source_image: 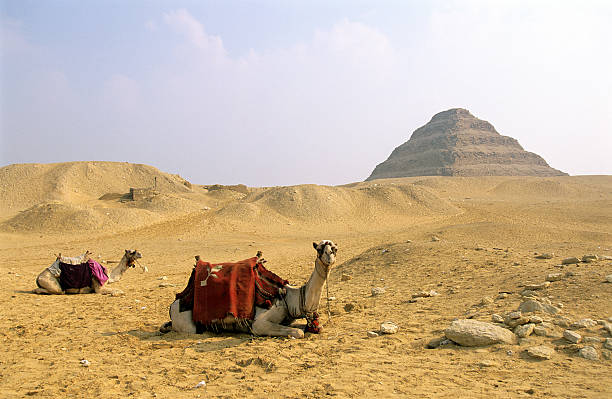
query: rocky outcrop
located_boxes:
[367,108,567,180]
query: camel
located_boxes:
[162,240,338,338]
[33,249,143,295]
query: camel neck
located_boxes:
[107,254,129,283]
[302,258,329,313]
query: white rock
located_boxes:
[80,359,90,367]
[563,330,582,343]
[444,319,518,346]
[526,345,554,360]
[195,381,207,388]
[578,346,599,361]
[380,321,399,334]
[524,281,551,290]
[367,331,379,338]
[371,287,386,296]
[546,273,563,282]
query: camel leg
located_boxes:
[92,279,122,295]
[34,269,64,295]
[252,305,304,338]
[168,299,197,333]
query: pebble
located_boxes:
[159,282,176,288]
[524,281,550,290]
[491,314,504,323]
[529,316,543,324]
[546,273,563,282]
[515,323,535,338]
[412,290,439,298]
[380,321,399,334]
[535,253,554,259]
[563,330,582,343]
[605,275,612,283]
[371,287,386,296]
[431,236,440,242]
[533,326,547,336]
[497,292,509,299]
[578,346,599,361]
[158,276,168,280]
[526,345,554,360]
[195,381,207,388]
[80,359,90,367]
[562,257,580,265]
[340,273,352,281]
[571,319,598,329]
[367,331,379,338]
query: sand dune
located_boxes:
[1,162,611,398]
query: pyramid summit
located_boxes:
[366,108,567,180]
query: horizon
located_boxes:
[2,1,611,186]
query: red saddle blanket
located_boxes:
[176,257,288,325]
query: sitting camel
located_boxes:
[162,240,338,338]
[33,249,143,295]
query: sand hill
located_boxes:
[367,108,567,180]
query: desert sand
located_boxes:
[0,162,611,398]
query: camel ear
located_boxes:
[313,242,318,250]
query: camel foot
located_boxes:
[289,328,305,339]
[159,321,172,334]
[33,287,64,295]
[109,289,125,297]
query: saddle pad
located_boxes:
[59,260,108,290]
[189,257,288,325]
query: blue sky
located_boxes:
[1,0,611,186]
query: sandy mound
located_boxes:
[0,162,193,216]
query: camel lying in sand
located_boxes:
[33,250,143,295]
[162,240,338,338]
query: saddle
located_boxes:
[176,257,288,328]
[58,259,108,290]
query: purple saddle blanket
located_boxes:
[59,260,109,290]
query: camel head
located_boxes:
[125,249,143,268]
[313,240,338,267]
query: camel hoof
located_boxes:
[159,321,172,334]
[290,329,305,339]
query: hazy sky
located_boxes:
[1,0,611,186]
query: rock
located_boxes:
[344,303,357,312]
[603,351,612,360]
[367,331,379,338]
[445,319,518,346]
[535,253,554,259]
[507,311,522,319]
[479,296,494,306]
[412,290,439,298]
[571,319,598,330]
[605,275,612,283]
[604,338,612,350]
[563,330,582,343]
[426,336,447,348]
[519,299,561,315]
[546,273,563,282]
[533,326,547,336]
[158,276,168,280]
[80,359,90,367]
[340,273,352,282]
[553,317,571,328]
[431,236,440,242]
[515,323,535,338]
[491,314,504,323]
[195,381,207,388]
[583,337,602,344]
[380,321,399,334]
[600,255,612,261]
[562,257,580,265]
[578,346,599,361]
[506,316,529,328]
[581,254,598,262]
[526,345,554,360]
[521,290,539,298]
[529,316,543,324]
[524,281,550,290]
[497,292,509,299]
[158,282,175,288]
[371,287,386,296]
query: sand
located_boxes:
[0,162,611,398]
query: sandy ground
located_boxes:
[1,165,611,398]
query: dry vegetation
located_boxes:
[0,162,611,398]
